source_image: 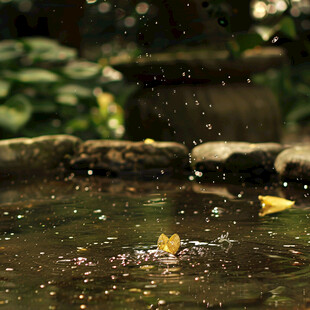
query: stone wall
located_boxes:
[0,135,308,184]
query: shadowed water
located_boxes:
[0,177,309,309]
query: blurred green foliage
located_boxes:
[253,64,310,125]
[0,37,132,139]
[0,0,308,139]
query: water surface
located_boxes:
[0,177,309,309]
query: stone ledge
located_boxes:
[69,139,189,175]
[0,135,81,177]
[191,142,285,181]
[1,135,310,184]
[275,146,310,182]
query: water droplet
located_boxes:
[247,78,251,83]
[272,36,279,43]
[194,171,203,177]
[218,17,228,27]
[206,124,212,130]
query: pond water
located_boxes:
[0,177,309,309]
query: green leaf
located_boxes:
[0,80,11,98]
[56,84,93,99]
[66,118,90,131]
[22,37,58,52]
[29,47,77,64]
[0,95,32,132]
[286,103,310,123]
[279,16,297,39]
[23,37,77,63]
[228,33,263,57]
[0,40,24,63]
[254,16,297,42]
[63,61,101,80]
[254,25,277,41]
[56,94,78,106]
[31,99,57,113]
[10,68,60,84]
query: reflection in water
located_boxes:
[0,177,309,309]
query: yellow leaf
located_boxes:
[76,247,87,252]
[157,233,169,251]
[144,138,155,144]
[157,233,180,255]
[258,195,295,217]
[96,92,114,118]
[140,265,154,270]
[129,288,142,293]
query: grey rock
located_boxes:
[275,145,310,182]
[192,141,284,177]
[0,135,81,177]
[70,140,188,175]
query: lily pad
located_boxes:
[0,40,24,63]
[63,61,101,80]
[0,95,32,132]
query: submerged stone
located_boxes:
[0,135,81,178]
[275,145,310,182]
[70,140,188,176]
[191,142,284,181]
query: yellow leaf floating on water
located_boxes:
[129,288,142,293]
[140,265,154,270]
[157,233,180,255]
[258,195,295,216]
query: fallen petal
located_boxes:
[258,195,295,216]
